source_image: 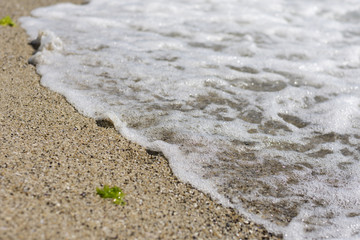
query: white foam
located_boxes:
[20,0,360,238]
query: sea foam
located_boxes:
[20,0,360,238]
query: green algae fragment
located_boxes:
[96,185,126,205]
[0,16,16,27]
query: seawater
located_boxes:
[20,0,360,238]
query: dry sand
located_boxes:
[0,1,281,239]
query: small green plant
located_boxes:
[96,185,126,205]
[0,16,16,27]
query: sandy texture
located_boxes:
[0,1,281,239]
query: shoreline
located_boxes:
[0,1,281,239]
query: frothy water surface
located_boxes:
[20,0,360,238]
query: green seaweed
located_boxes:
[0,16,16,27]
[96,185,126,205]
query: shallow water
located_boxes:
[20,0,360,238]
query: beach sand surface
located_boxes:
[0,1,281,239]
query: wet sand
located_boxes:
[0,1,281,239]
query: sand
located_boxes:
[0,1,281,239]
